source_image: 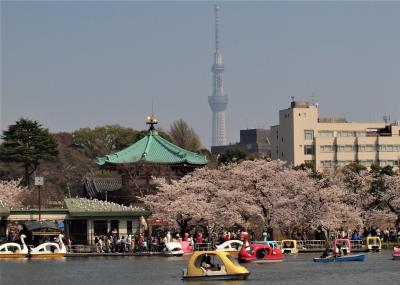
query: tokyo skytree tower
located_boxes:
[208,5,228,146]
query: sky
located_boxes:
[1,1,400,148]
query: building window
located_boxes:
[359,160,374,167]
[380,160,395,167]
[337,145,355,152]
[320,145,335,153]
[358,144,376,152]
[304,145,314,155]
[337,160,354,167]
[304,130,314,140]
[319,131,334,138]
[321,160,335,168]
[127,221,133,235]
[337,131,355,137]
[93,220,107,236]
[379,145,400,152]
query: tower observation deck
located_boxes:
[208,5,228,146]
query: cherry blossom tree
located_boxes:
[0,179,28,208]
[381,175,400,227]
[141,167,262,238]
[142,159,365,238]
[363,209,397,228]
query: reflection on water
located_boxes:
[188,281,246,285]
[0,251,398,285]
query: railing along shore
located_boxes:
[62,240,399,256]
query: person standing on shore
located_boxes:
[197,233,203,249]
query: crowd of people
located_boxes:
[331,227,400,242]
[87,226,400,254]
[6,224,398,254]
[91,230,208,253]
[93,230,148,253]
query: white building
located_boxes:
[271,101,400,172]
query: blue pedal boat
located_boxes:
[314,254,366,263]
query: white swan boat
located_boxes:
[30,234,66,258]
[216,240,243,254]
[0,234,28,258]
[163,242,184,256]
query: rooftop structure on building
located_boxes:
[271,100,400,172]
[211,128,272,157]
[208,5,228,146]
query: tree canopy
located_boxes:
[0,118,58,187]
[218,149,247,165]
[169,119,202,152]
[73,125,173,158]
[141,160,368,239]
[72,125,137,158]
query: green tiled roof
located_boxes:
[97,130,207,166]
[64,198,149,217]
[0,200,10,217]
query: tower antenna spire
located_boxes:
[208,5,228,146]
[215,5,220,51]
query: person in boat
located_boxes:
[336,244,344,257]
[67,237,72,252]
[320,248,334,258]
[321,239,334,258]
[262,230,269,242]
[256,248,268,258]
[187,234,194,246]
[201,255,216,270]
[284,241,293,249]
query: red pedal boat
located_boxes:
[393,247,400,260]
[239,243,284,263]
[238,232,283,263]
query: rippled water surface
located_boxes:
[0,251,398,285]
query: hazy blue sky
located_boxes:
[2,1,400,148]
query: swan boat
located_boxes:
[238,243,284,263]
[29,234,66,258]
[0,234,28,258]
[163,242,184,256]
[216,240,243,255]
[179,241,194,254]
[239,232,283,263]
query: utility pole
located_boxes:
[35,176,44,221]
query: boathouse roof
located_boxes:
[0,197,149,218]
[64,198,148,217]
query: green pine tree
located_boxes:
[0,118,58,187]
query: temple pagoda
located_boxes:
[86,116,207,204]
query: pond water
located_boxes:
[0,251,398,285]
